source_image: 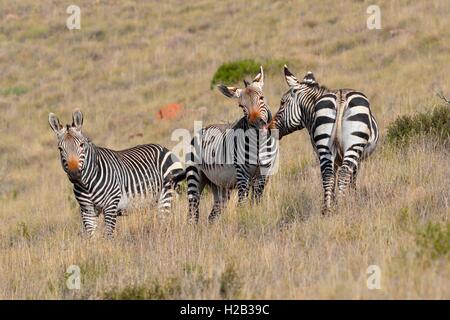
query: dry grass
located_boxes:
[0,0,449,299]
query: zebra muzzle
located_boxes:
[68,169,81,182]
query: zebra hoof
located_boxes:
[81,230,96,239]
[104,232,115,240]
[188,216,199,224]
[207,215,219,224]
[321,207,334,216]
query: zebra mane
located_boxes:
[71,128,94,146]
[84,135,93,144]
[301,80,329,93]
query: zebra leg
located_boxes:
[337,159,358,196]
[319,158,336,215]
[337,142,365,196]
[236,165,250,205]
[208,186,230,223]
[350,165,359,190]
[103,202,119,238]
[251,174,268,203]
[186,166,206,223]
[74,188,98,237]
[80,203,98,237]
[157,177,175,217]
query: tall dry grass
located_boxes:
[0,0,449,299]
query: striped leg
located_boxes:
[157,178,175,217]
[236,165,250,205]
[337,150,361,196]
[208,186,230,223]
[350,159,359,191]
[186,166,206,223]
[339,92,372,195]
[80,203,98,237]
[103,201,119,238]
[74,186,99,237]
[350,164,359,190]
[251,174,267,203]
[319,157,336,215]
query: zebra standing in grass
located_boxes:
[184,67,278,223]
[272,65,379,214]
[49,110,184,237]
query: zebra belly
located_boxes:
[117,191,130,210]
[202,165,237,188]
[117,184,157,211]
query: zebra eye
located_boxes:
[58,147,63,152]
[80,143,85,148]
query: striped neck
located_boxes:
[76,142,99,188]
[275,83,328,138]
[299,84,328,133]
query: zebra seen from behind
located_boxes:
[272,65,379,214]
[184,67,278,223]
[49,109,184,237]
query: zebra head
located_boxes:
[217,66,272,131]
[48,109,89,183]
[273,65,325,138]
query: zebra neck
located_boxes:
[79,143,100,188]
[300,85,329,133]
[233,117,250,130]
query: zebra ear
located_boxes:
[72,109,83,130]
[48,113,63,134]
[252,66,264,88]
[302,71,317,84]
[284,65,300,87]
[217,85,241,99]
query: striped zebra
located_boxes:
[184,67,278,223]
[48,110,184,237]
[272,65,379,214]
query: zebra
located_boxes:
[48,109,184,237]
[272,65,379,214]
[183,67,278,223]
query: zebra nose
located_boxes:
[68,169,81,182]
[257,118,266,129]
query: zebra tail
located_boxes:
[330,101,345,161]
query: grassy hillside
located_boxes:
[0,0,449,299]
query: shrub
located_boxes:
[219,262,242,299]
[103,277,180,300]
[211,59,259,89]
[386,105,450,146]
[416,222,450,259]
[16,221,31,241]
[211,58,289,88]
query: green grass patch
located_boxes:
[386,105,450,146]
[416,222,450,259]
[1,86,28,97]
[211,58,289,88]
[20,25,49,40]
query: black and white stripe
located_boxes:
[49,110,184,237]
[184,67,278,223]
[274,66,379,214]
